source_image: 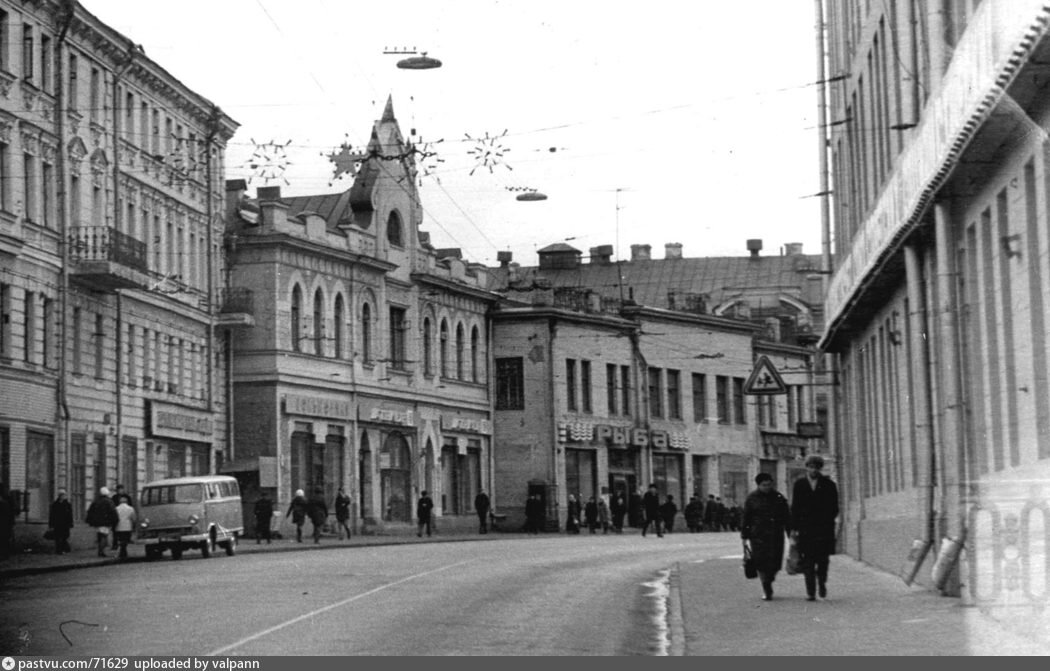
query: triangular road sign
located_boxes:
[744,355,787,395]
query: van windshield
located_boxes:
[141,484,203,505]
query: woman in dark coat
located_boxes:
[740,473,791,601]
[566,495,581,534]
[49,490,74,554]
[306,487,328,544]
[286,489,308,543]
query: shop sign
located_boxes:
[559,422,677,449]
[367,407,415,427]
[760,431,812,460]
[285,394,353,420]
[149,401,214,441]
[441,416,492,434]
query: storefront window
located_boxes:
[380,432,411,522]
[565,448,596,503]
[652,452,682,503]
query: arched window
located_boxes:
[423,317,433,376]
[333,294,345,359]
[455,323,465,379]
[471,325,480,383]
[439,319,449,378]
[313,288,324,356]
[386,210,403,247]
[361,303,372,363]
[291,285,302,352]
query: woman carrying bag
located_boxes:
[740,473,791,601]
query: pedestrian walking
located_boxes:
[307,487,328,544]
[703,494,717,532]
[110,484,132,550]
[641,484,663,538]
[684,495,704,533]
[416,491,435,537]
[597,496,611,534]
[254,491,274,544]
[610,493,626,534]
[48,490,74,554]
[286,489,308,543]
[628,490,643,528]
[474,490,491,534]
[85,487,118,557]
[716,497,728,531]
[335,487,352,540]
[660,495,678,533]
[115,495,136,560]
[566,494,581,534]
[741,472,791,601]
[791,455,840,601]
[584,496,599,533]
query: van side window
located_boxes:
[207,483,220,499]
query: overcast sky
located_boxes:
[87,0,824,266]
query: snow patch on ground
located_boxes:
[641,568,671,656]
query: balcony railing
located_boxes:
[218,288,254,315]
[69,226,148,272]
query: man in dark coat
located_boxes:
[641,484,663,538]
[85,487,118,557]
[474,490,491,534]
[286,489,308,543]
[684,495,704,532]
[254,491,274,544]
[703,494,717,532]
[610,493,627,534]
[584,496,599,534]
[49,489,75,554]
[660,495,678,533]
[791,455,840,601]
[416,490,435,537]
[742,473,791,601]
[306,487,328,544]
[335,487,352,540]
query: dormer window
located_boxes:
[386,210,403,247]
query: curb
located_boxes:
[666,562,686,656]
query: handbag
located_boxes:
[742,541,758,580]
[785,539,801,575]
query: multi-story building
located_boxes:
[222,98,500,535]
[822,0,1050,626]
[0,1,237,523]
[490,242,824,529]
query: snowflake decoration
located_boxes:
[160,134,206,187]
[244,139,292,185]
[411,137,445,184]
[325,139,369,186]
[465,130,512,176]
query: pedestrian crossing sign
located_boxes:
[743,355,787,395]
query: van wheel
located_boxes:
[200,540,211,559]
[224,537,237,557]
[171,547,183,560]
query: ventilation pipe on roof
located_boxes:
[630,244,651,261]
[747,239,763,259]
[665,242,683,259]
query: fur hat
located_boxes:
[100,487,111,497]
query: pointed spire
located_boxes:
[381,95,396,122]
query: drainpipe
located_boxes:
[205,106,221,467]
[628,325,651,487]
[486,313,496,511]
[905,244,937,548]
[547,317,560,528]
[54,0,75,496]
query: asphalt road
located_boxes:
[0,532,740,656]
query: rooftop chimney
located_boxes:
[665,242,683,260]
[784,242,803,256]
[257,186,282,202]
[497,250,513,268]
[257,186,287,230]
[746,238,763,259]
[630,244,652,261]
[589,245,614,264]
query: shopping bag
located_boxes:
[742,542,758,579]
[785,539,801,575]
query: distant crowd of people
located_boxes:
[556,485,742,537]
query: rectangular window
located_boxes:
[692,373,707,422]
[125,91,134,141]
[89,67,100,121]
[72,307,82,374]
[67,54,77,109]
[581,360,592,413]
[69,173,80,223]
[154,331,162,387]
[389,306,406,369]
[666,369,681,419]
[93,313,104,379]
[566,358,577,411]
[92,184,102,226]
[42,160,53,227]
[23,152,35,221]
[787,386,797,429]
[606,363,617,414]
[0,140,9,211]
[126,322,135,386]
[22,24,32,82]
[152,109,160,155]
[23,290,34,363]
[716,375,729,423]
[41,296,51,368]
[733,377,746,425]
[648,367,663,418]
[140,102,149,150]
[40,34,50,93]
[141,326,151,385]
[0,282,10,357]
[620,365,631,416]
[0,11,8,72]
[495,357,524,410]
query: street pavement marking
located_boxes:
[206,559,474,655]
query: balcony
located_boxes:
[68,226,149,291]
[215,287,255,328]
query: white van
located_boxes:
[137,475,243,560]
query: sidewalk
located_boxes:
[0,522,506,581]
[670,552,1050,656]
